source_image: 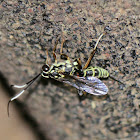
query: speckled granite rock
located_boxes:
[0,0,139,140]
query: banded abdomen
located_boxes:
[83,66,109,78]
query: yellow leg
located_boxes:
[52,38,59,62]
[77,58,82,69]
[83,32,106,69]
[45,37,58,65]
[45,49,52,66]
[60,38,65,54]
[60,35,71,60]
[52,29,70,61]
[78,90,87,96]
[83,91,87,96]
[53,38,59,53]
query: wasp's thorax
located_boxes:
[41,59,80,79]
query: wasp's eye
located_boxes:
[42,64,49,72]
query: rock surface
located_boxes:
[0,0,139,140]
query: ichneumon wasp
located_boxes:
[7,32,124,116]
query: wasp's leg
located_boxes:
[52,51,57,62]
[45,49,52,66]
[60,53,70,60]
[60,26,66,54]
[53,38,59,53]
[78,90,87,96]
[52,31,65,55]
[78,90,83,96]
[73,58,82,70]
[77,58,82,69]
[60,37,71,60]
[52,36,69,61]
[83,32,106,69]
[52,38,60,62]
[83,91,87,96]
[60,37,65,54]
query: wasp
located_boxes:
[7,32,123,116]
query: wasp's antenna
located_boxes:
[83,32,106,69]
[7,73,41,117]
[94,32,106,51]
[109,76,125,85]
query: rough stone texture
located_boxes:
[0,0,139,140]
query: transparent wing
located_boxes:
[57,75,108,96]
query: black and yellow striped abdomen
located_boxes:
[83,66,109,78]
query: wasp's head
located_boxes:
[41,64,50,78]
